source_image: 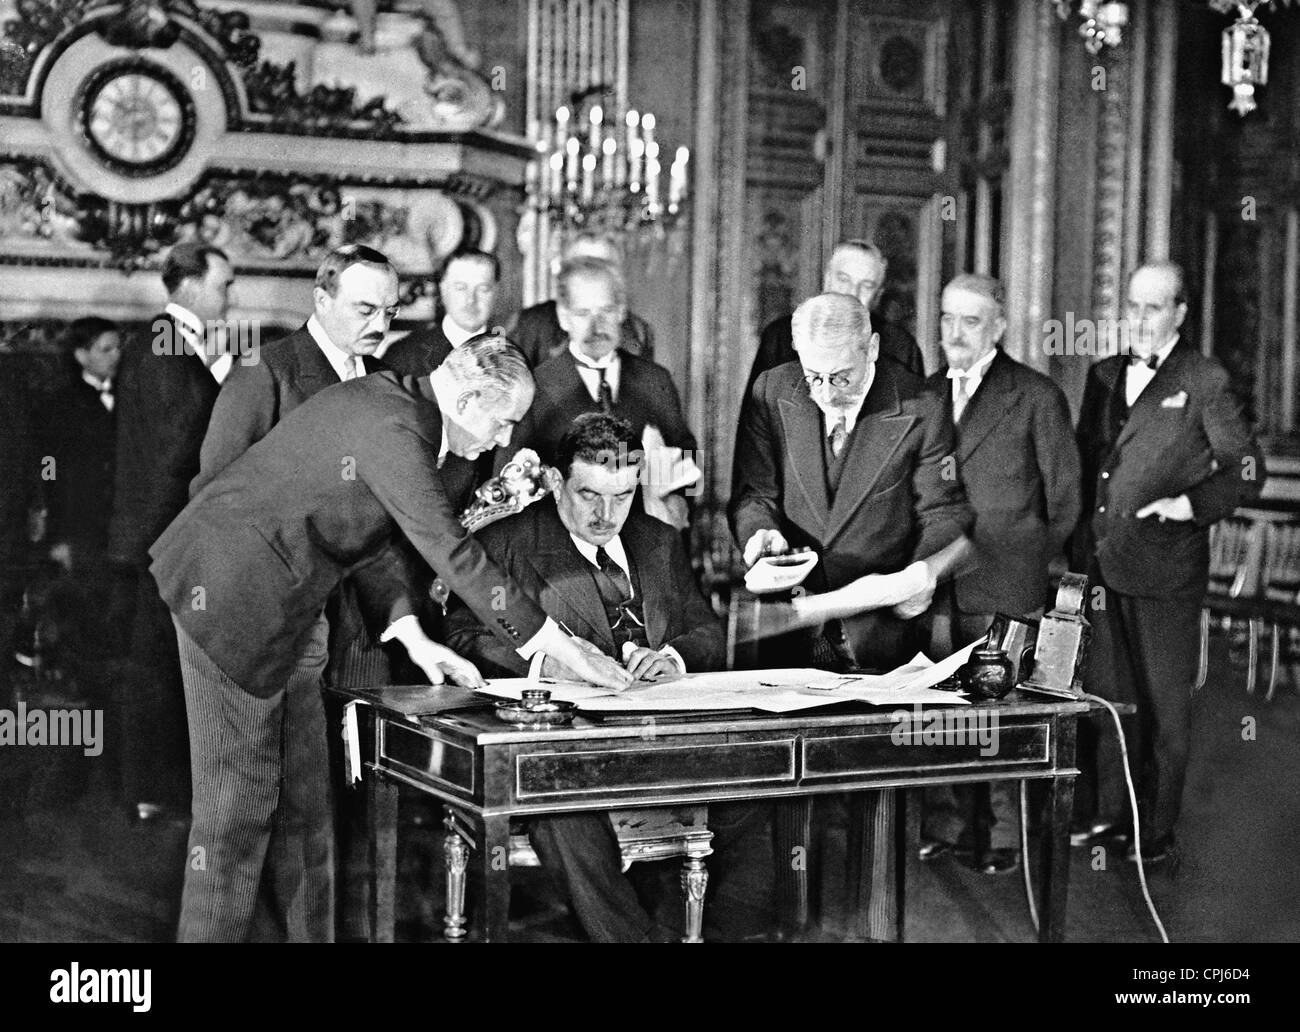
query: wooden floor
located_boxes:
[2,639,1297,943]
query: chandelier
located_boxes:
[526,87,689,237]
[1052,1,1129,54]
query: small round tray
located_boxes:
[493,696,577,728]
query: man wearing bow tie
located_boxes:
[109,242,235,824]
[1074,261,1264,865]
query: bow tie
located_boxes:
[1129,354,1159,371]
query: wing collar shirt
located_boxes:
[165,301,232,385]
[1125,333,1180,407]
[442,314,483,349]
[568,341,621,404]
[946,346,998,410]
[307,315,373,381]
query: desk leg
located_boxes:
[773,798,814,937]
[475,815,512,943]
[443,821,469,942]
[681,857,709,943]
[366,772,398,943]
[1038,774,1075,943]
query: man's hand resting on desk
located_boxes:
[406,641,486,689]
[383,615,486,688]
[623,646,682,683]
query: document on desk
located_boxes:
[476,641,978,713]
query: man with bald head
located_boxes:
[742,240,925,404]
[731,291,972,940]
[919,273,1081,875]
[1074,261,1264,865]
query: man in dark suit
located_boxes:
[511,230,655,367]
[381,246,499,379]
[742,240,925,407]
[447,413,755,941]
[731,292,973,941]
[195,244,402,692]
[41,317,120,572]
[150,335,631,942]
[1074,261,1264,865]
[108,242,234,823]
[920,274,1081,875]
[511,256,693,459]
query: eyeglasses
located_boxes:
[802,371,854,390]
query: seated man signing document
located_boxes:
[447,413,761,941]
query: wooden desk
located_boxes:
[334,688,1090,943]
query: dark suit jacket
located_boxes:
[149,372,550,696]
[445,498,723,677]
[40,377,116,555]
[1076,340,1265,599]
[509,349,696,466]
[193,325,390,495]
[191,325,400,666]
[0,364,37,566]
[730,359,973,668]
[380,322,454,379]
[513,300,655,367]
[742,313,925,405]
[108,314,220,567]
[926,350,1081,616]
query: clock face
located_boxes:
[78,61,195,177]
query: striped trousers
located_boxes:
[174,615,335,942]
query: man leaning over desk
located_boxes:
[446,413,763,941]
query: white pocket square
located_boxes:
[1161,391,1188,409]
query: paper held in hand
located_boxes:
[476,640,981,714]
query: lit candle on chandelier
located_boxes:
[555,105,570,157]
[625,110,640,188]
[565,135,580,192]
[645,140,661,210]
[548,150,564,201]
[602,136,617,188]
[669,146,689,209]
[582,153,597,203]
[588,104,603,159]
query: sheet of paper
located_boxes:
[475,649,976,714]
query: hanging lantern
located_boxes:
[1221,9,1270,116]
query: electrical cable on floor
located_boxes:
[1016,695,1169,943]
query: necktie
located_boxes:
[595,367,614,413]
[343,356,359,381]
[1129,354,1159,371]
[99,383,114,412]
[594,546,646,648]
[952,375,971,423]
[829,415,848,458]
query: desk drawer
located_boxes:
[803,721,1051,780]
[515,739,797,800]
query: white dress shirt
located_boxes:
[307,315,371,382]
[526,531,686,677]
[947,347,998,421]
[83,371,113,411]
[569,342,621,403]
[165,301,232,384]
[1125,333,1180,407]
[443,314,483,349]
